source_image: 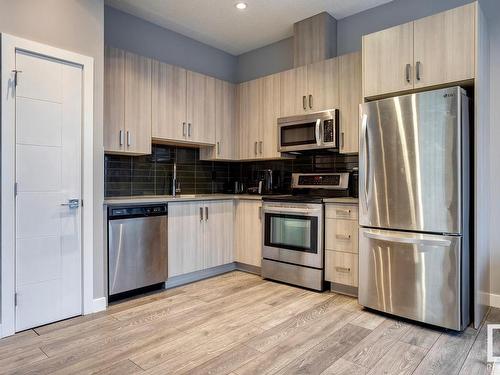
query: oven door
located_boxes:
[263,203,323,269]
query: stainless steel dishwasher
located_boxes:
[108,204,168,298]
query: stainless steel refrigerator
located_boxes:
[359,87,470,331]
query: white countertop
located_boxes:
[104,194,263,206]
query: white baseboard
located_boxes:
[92,297,107,313]
[489,293,500,308]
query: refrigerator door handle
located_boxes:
[363,230,452,247]
[361,114,369,211]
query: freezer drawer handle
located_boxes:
[363,230,451,247]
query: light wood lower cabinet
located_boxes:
[168,200,234,277]
[324,203,359,289]
[234,200,262,267]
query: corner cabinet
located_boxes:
[238,73,281,160]
[168,200,234,277]
[339,52,361,154]
[200,79,237,160]
[234,200,262,267]
[104,46,152,155]
[363,2,476,98]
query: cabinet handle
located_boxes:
[205,206,208,221]
[126,131,131,147]
[335,234,351,240]
[217,141,220,155]
[182,122,187,137]
[309,94,313,109]
[188,123,192,137]
[119,130,124,146]
[302,95,307,110]
[254,141,258,155]
[335,266,351,273]
[200,206,204,221]
[336,209,351,215]
[341,132,345,149]
[259,206,262,220]
[416,61,421,81]
[405,64,411,83]
[259,141,263,154]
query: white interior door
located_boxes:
[15,51,83,331]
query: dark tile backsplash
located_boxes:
[105,144,358,197]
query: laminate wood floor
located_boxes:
[0,271,497,375]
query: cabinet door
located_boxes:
[234,200,262,267]
[200,80,237,160]
[186,71,216,144]
[362,22,414,98]
[339,52,362,154]
[307,57,339,112]
[124,51,152,154]
[279,65,308,117]
[104,46,125,153]
[204,200,234,268]
[168,202,204,277]
[238,79,260,159]
[413,3,475,88]
[151,60,187,141]
[259,73,281,159]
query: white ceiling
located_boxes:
[105,0,393,56]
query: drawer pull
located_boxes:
[335,266,351,273]
[335,234,351,240]
[336,209,351,215]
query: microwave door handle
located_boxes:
[315,119,321,146]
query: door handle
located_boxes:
[309,94,313,109]
[363,230,452,247]
[302,95,307,110]
[405,63,411,83]
[200,206,204,221]
[205,206,208,221]
[182,122,187,137]
[416,61,421,81]
[315,119,321,146]
[61,199,80,209]
[119,130,124,146]
[126,131,131,147]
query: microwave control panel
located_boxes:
[323,119,335,143]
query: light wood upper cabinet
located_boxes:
[362,22,414,98]
[104,47,151,155]
[363,3,476,98]
[339,52,362,154]
[234,200,262,267]
[186,71,216,145]
[124,51,152,155]
[413,2,475,88]
[104,46,125,153]
[260,73,281,159]
[280,65,308,117]
[200,79,237,160]
[307,58,339,112]
[152,60,187,142]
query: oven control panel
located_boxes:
[292,173,349,190]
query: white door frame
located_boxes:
[1,33,94,338]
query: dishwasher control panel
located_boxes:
[108,204,167,219]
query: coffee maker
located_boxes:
[247,169,282,195]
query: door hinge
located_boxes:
[12,70,22,87]
[14,182,18,196]
[14,293,18,307]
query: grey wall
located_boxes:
[0,0,106,300]
[105,6,238,82]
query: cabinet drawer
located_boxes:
[325,251,358,287]
[325,204,358,220]
[325,219,358,253]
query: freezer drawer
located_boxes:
[359,228,469,330]
[108,215,168,295]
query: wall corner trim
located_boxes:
[92,297,107,313]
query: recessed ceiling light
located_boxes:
[235,2,247,10]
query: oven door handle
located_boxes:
[263,207,322,216]
[315,119,322,146]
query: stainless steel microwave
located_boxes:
[277,109,339,152]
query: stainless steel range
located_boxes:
[261,172,350,291]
